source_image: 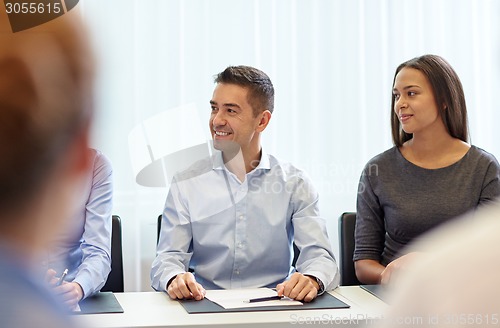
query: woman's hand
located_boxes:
[380,252,423,285]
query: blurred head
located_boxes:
[391,54,469,147]
[0,13,94,230]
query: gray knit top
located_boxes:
[354,146,500,266]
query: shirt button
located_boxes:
[237,242,244,248]
[239,215,244,220]
[234,269,240,275]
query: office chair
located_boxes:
[157,214,162,245]
[157,214,300,267]
[101,215,124,293]
[338,212,361,286]
[291,243,300,268]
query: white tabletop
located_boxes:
[76,286,388,328]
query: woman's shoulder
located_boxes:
[468,145,500,165]
[359,147,401,179]
[364,146,399,166]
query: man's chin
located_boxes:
[213,140,241,159]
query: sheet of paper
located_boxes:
[205,288,303,309]
[73,303,81,312]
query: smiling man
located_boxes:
[151,66,339,302]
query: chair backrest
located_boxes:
[157,214,162,245]
[101,215,124,293]
[291,243,300,268]
[338,212,361,286]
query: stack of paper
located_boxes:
[205,288,303,309]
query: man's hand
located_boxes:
[46,269,83,310]
[167,272,206,301]
[46,268,59,285]
[276,272,319,303]
[54,282,84,309]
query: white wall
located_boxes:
[79,0,500,291]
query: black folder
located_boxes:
[179,292,350,314]
[360,285,388,303]
[77,292,124,314]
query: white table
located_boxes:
[77,286,388,327]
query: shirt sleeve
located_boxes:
[151,177,192,291]
[291,172,340,292]
[353,164,386,263]
[73,151,113,298]
[478,154,500,205]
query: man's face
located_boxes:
[209,83,262,154]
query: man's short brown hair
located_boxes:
[214,65,274,116]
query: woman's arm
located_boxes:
[354,259,384,284]
[356,252,424,285]
[354,162,386,284]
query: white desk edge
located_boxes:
[77,286,388,328]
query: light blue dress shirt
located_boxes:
[151,150,339,292]
[46,149,113,299]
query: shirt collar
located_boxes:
[212,149,271,172]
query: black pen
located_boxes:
[247,295,283,303]
[57,269,68,286]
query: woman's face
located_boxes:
[393,67,443,136]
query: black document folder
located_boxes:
[360,285,388,303]
[179,292,350,314]
[77,292,124,314]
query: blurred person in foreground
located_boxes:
[377,200,500,327]
[0,7,95,328]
